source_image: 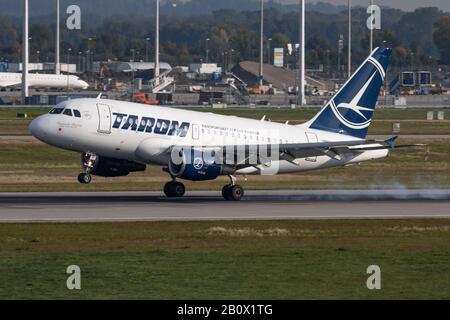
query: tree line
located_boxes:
[0,5,449,70]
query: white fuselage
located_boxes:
[0,72,89,90]
[30,98,388,176]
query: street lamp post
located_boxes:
[131,49,136,95]
[298,0,305,106]
[259,0,264,87]
[56,0,60,75]
[22,0,29,105]
[145,38,151,62]
[267,38,272,65]
[369,0,374,53]
[206,38,210,63]
[154,0,160,78]
[86,37,96,72]
[78,52,82,73]
[348,0,352,78]
[67,48,72,91]
[85,50,90,73]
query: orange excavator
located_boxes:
[132,93,159,105]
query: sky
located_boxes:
[284,0,450,12]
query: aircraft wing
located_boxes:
[174,136,426,168]
[276,136,426,161]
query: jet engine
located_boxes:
[168,148,234,181]
[90,156,146,177]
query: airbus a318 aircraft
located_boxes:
[30,47,418,201]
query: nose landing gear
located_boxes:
[78,152,97,184]
[78,173,92,184]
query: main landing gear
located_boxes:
[77,152,96,184]
[222,175,244,201]
[162,175,244,201]
[164,180,186,198]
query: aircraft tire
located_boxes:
[78,173,91,184]
[222,185,232,200]
[164,181,186,198]
[225,185,244,201]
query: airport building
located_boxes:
[6,63,77,74]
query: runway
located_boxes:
[1,189,450,223]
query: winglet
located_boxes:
[96,93,102,99]
[384,136,399,149]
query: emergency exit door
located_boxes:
[192,124,200,140]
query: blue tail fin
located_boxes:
[308,47,392,139]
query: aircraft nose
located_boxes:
[29,115,50,141]
[81,80,89,90]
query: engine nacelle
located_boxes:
[168,148,232,181]
[90,156,146,177]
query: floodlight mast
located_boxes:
[22,0,29,104]
[298,0,305,106]
[56,0,61,75]
[155,0,160,78]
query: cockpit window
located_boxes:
[63,109,73,117]
[73,110,81,118]
[49,108,64,114]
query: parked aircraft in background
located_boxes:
[0,72,89,90]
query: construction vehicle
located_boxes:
[429,84,446,95]
[247,85,271,95]
[132,93,159,105]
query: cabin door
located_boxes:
[97,103,112,134]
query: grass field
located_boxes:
[0,138,448,192]
[0,107,449,300]
[0,105,448,192]
[1,219,450,299]
[0,107,449,135]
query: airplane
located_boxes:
[0,72,89,90]
[29,47,421,201]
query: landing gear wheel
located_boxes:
[164,181,186,198]
[222,184,244,201]
[78,173,92,184]
[222,184,232,200]
[229,185,244,201]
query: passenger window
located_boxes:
[63,109,73,116]
[73,110,81,118]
